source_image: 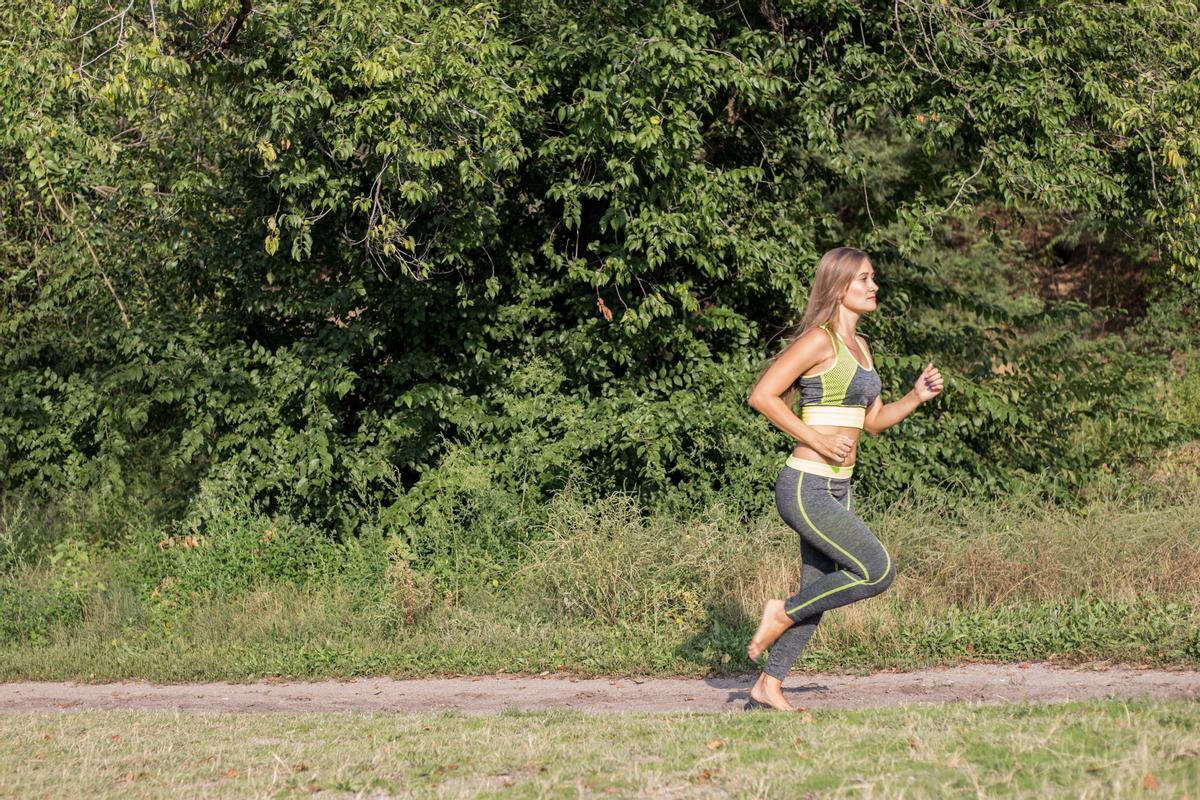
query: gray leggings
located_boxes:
[764,465,895,680]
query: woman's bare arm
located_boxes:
[861,336,943,434]
[748,330,851,459]
[863,392,922,435]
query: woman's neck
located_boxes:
[835,307,860,339]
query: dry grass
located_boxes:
[3,445,1198,681]
[512,471,1200,630]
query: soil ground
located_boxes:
[2,661,1198,714]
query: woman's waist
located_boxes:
[790,434,858,471]
[785,452,856,480]
[798,422,864,438]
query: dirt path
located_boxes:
[2,662,1198,714]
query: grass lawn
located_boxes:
[5,697,1198,798]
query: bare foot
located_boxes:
[750,671,796,711]
[746,599,792,661]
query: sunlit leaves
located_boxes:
[0,0,1198,533]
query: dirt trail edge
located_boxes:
[2,663,1198,714]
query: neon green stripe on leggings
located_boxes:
[797,477,869,579]
[785,476,890,617]
[786,573,866,616]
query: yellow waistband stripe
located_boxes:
[786,456,855,480]
[801,405,866,428]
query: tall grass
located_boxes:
[1,441,1197,680]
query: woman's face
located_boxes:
[841,261,878,314]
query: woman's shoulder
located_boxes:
[785,325,837,378]
[798,324,838,350]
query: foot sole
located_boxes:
[747,601,790,660]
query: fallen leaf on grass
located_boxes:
[109,735,120,742]
[1143,773,1158,790]
[695,767,719,784]
[293,763,308,771]
[706,738,724,750]
[225,768,239,778]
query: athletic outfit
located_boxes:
[763,324,895,681]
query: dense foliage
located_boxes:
[2,0,1198,550]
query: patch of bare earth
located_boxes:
[1,661,1197,714]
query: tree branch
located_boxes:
[44,178,131,329]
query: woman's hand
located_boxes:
[811,432,856,464]
[914,362,944,403]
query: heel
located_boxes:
[743,696,771,711]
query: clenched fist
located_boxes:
[914,362,944,403]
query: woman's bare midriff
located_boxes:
[791,424,863,468]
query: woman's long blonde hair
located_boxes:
[747,247,872,407]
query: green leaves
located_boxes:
[1,0,1198,542]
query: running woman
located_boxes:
[743,246,943,711]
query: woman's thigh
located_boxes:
[799,535,837,577]
[776,468,891,583]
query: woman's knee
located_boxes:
[860,548,894,593]
[865,555,894,594]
